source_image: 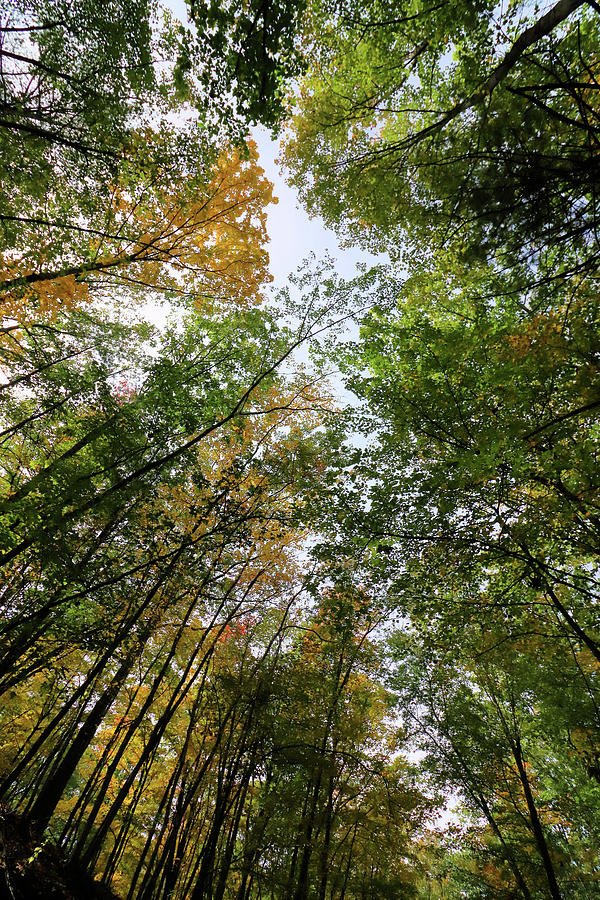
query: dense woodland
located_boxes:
[0,0,599,897]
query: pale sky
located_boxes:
[251,126,380,293]
[161,0,383,389]
[163,0,379,294]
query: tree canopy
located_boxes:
[2,0,600,899]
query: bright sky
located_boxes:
[160,0,384,400]
[251,127,380,293]
[163,0,380,294]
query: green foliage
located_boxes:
[284,0,600,284]
[188,0,308,130]
[4,0,600,897]
[277,1,600,895]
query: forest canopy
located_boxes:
[1,1,600,899]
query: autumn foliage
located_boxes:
[3,1,600,899]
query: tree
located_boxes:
[217,587,431,900]
[0,0,302,329]
[390,614,600,898]
[338,257,600,662]
[188,0,308,130]
[0,283,340,895]
[1,136,275,322]
[283,0,600,287]
[0,0,191,262]
[303,247,600,894]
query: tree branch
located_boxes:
[363,0,588,157]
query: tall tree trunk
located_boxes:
[512,738,563,900]
[26,650,138,831]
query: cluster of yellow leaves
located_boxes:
[0,139,276,325]
[0,671,53,778]
[0,267,90,324]
[501,312,564,362]
[100,138,276,308]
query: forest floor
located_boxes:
[0,806,120,900]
